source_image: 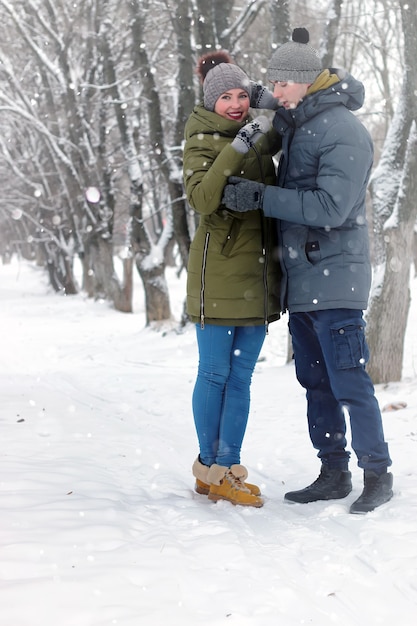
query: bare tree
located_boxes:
[0,0,130,304]
[320,0,343,67]
[1,0,413,366]
[366,0,417,382]
[270,0,291,47]
[335,0,402,151]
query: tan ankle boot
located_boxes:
[192,457,261,496]
[206,464,264,508]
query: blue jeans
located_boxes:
[192,323,266,467]
[289,309,392,473]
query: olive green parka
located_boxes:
[183,105,282,327]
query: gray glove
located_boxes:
[250,83,278,110]
[222,176,265,212]
[230,115,270,154]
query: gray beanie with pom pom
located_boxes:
[203,63,251,111]
[267,28,322,84]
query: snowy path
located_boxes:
[1,261,417,626]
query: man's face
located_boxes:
[271,81,310,110]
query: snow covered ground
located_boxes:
[1,258,417,626]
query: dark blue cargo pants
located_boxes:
[289,309,392,473]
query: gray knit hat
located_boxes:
[203,63,251,111]
[267,28,322,84]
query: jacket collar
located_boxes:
[274,69,365,130]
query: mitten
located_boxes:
[222,176,265,212]
[250,83,278,110]
[230,116,270,154]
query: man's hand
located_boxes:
[222,176,265,212]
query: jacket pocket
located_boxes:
[281,224,312,269]
[330,318,369,369]
[305,240,321,263]
[221,217,242,256]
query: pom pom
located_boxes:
[292,27,310,44]
[197,50,234,82]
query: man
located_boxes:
[222,27,393,514]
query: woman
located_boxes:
[183,51,282,507]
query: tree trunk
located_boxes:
[319,0,343,67]
[270,0,291,46]
[134,260,172,324]
[367,123,417,382]
[413,231,417,277]
[366,0,417,382]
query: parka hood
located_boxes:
[274,69,365,130]
[315,68,365,111]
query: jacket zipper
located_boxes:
[200,231,210,329]
[253,144,269,334]
[261,216,269,334]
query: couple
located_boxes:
[182,28,393,515]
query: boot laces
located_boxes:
[225,470,250,493]
[310,467,341,493]
[312,468,331,488]
[362,474,380,499]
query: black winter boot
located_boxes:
[284,465,352,503]
[349,471,393,514]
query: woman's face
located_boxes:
[214,88,250,121]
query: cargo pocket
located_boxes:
[330,319,370,370]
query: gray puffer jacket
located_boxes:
[262,69,374,313]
